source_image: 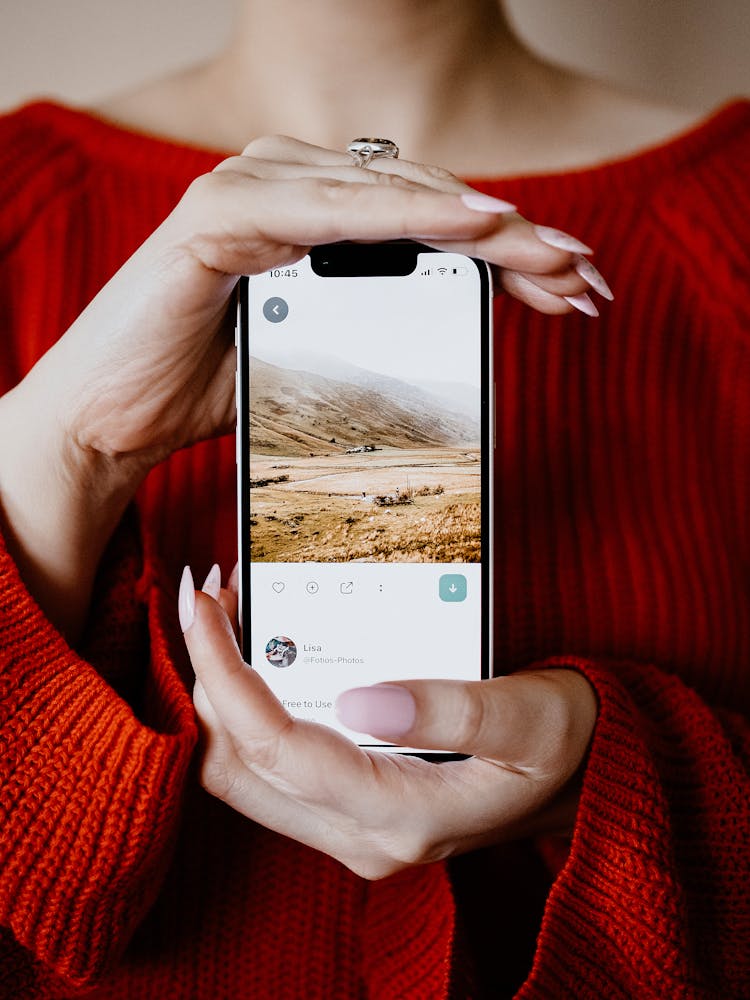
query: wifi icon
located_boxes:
[436,266,448,276]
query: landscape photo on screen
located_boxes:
[248,280,481,563]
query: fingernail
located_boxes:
[564,292,599,318]
[461,191,517,214]
[228,562,239,595]
[534,225,594,255]
[335,684,416,738]
[201,563,221,600]
[179,565,196,632]
[575,256,614,301]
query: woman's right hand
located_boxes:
[0,135,605,637]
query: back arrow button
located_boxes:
[263,297,289,323]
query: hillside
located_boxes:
[249,356,479,456]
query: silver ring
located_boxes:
[347,138,399,168]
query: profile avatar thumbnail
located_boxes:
[265,635,297,668]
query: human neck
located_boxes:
[100,1,700,176]
[198,0,553,167]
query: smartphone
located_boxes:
[236,241,492,757]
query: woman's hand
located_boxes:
[0,133,609,638]
[184,567,597,880]
[19,136,609,471]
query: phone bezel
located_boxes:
[236,242,493,760]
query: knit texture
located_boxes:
[0,100,748,999]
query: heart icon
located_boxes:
[272,582,285,593]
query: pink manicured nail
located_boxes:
[575,256,614,301]
[534,225,594,255]
[227,562,239,595]
[201,563,221,600]
[564,292,599,318]
[335,684,416,738]
[461,191,517,214]
[179,565,196,632]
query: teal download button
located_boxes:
[439,574,467,602]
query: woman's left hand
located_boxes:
[183,569,597,880]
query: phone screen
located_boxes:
[238,243,492,753]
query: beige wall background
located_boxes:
[1,0,748,114]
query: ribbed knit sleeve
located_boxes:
[0,510,197,993]
[516,655,750,999]
[474,111,750,999]
[508,144,750,996]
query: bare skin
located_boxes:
[100,0,700,176]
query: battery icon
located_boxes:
[451,266,468,276]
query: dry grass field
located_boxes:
[249,447,481,562]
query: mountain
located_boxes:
[251,349,479,419]
[249,356,479,456]
[411,378,481,423]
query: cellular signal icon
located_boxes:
[420,268,431,276]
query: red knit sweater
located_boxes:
[0,100,749,1000]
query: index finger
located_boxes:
[239,134,489,201]
[186,590,293,742]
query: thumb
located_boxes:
[335,671,593,768]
